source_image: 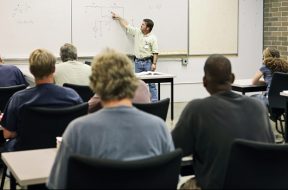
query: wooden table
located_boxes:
[232,79,267,95]
[1,148,57,189]
[136,72,175,121]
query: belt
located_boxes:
[135,56,152,61]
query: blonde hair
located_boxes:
[29,49,56,80]
[90,49,138,101]
[264,57,288,73]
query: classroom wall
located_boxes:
[7,0,263,103]
[157,0,263,102]
[263,0,288,59]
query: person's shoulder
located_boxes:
[186,98,207,109]
[243,95,265,106]
[60,85,79,94]
[55,61,69,68]
[133,107,164,122]
[0,64,19,71]
[9,87,31,102]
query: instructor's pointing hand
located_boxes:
[111,11,119,20]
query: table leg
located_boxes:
[171,79,174,121]
[285,100,288,142]
[10,175,16,190]
[158,83,161,100]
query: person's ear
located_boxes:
[230,73,235,84]
[52,65,56,73]
[203,76,207,88]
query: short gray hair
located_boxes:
[60,43,77,62]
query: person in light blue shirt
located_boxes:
[47,48,174,189]
[251,47,288,106]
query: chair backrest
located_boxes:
[268,72,288,114]
[15,103,88,151]
[66,149,182,189]
[223,139,288,189]
[0,84,26,112]
[63,83,94,102]
[133,98,170,121]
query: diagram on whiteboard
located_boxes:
[84,3,129,38]
[12,0,34,24]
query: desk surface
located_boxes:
[231,79,267,94]
[280,91,288,97]
[232,79,263,87]
[17,65,175,86]
[2,148,57,186]
[136,72,175,80]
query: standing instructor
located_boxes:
[112,12,159,102]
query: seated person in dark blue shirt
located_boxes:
[0,55,28,87]
[0,49,83,152]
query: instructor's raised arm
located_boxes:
[111,11,128,29]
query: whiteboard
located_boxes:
[189,0,238,55]
[0,0,188,59]
[0,0,71,59]
[72,0,188,56]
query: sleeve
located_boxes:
[151,36,159,54]
[126,25,139,36]
[1,96,19,132]
[15,68,29,86]
[259,65,267,73]
[46,125,75,189]
[66,88,84,104]
[46,141,73,189]
[171,102,195,156]
[161,121,175,152]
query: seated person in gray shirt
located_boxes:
[172,54,275,189]
[47,48,174,189]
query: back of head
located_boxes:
[60,43,77,62]
[263,47,280,59]
[29,49,56,80]
[90,49,138,101]
[264,57,288,73]
[203,54,234,94]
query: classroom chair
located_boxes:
[0,103,89,189]
[66,149,182,189]
[15,102,88,150]
[267,72,288,141]
[0,84,27,112]
[133,98,170,121]
[223,139,288,189]
[63,83,94,102]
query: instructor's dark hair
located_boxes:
[143,19,154,32]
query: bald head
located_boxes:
[203,54,234,94]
